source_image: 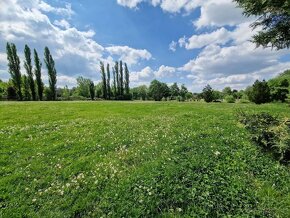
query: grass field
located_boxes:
[0,101,290,217]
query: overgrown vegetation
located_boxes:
[237,111,290,162]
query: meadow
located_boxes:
[0,101,290,217]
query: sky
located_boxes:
[0,0,290,92]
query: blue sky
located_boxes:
[0,0,290,92]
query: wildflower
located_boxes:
[214,151,221,156]
[32,198,37,202]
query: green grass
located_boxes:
[0,101,290,217]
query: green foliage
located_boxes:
[170,82,180,100]
[180,84,188,101]
[248,80,271,104]
[131,85,148,100]
[225,95,235,103]
[1,102,290,217]
[62,85,70,100]
[237,111,290,162]
[6,86,17,100]
[149,80,170,101]
[22,75,31,101]
[234,0,290,50]
[124,63,130,95]
[24,45,36,100]
[34,49,44,101]
[202,85,214,103]
[120,61,124,96]
[6,42,22,100]
[222,87,232,96]
[106,64,111,99]
[89,81,95,100]
[44,47,57,101]
[0,80,8,100]
[100,61,107,99]
[76,76,91,98]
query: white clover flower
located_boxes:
[214,151,221,156]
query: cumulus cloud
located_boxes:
[154,65,176,78]
[116,0,204,13]
[194,0,250,28]
[106,46,152,66]
[0,0,152,86]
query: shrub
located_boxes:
[225,95,235,103]
[237,111,290,162]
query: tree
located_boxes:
[250,80,271,104]
[119,60,124,96]
[44,47,57,100]
[100,61,107,99]
[6,42,22,100]
[22,75,31,100]
[271,79,289,102]
[234,0,290,50]
[222,87,232,97]
[202,85,214,103]
[114,61,119,96]
[34,49,44,101]
[7,86,17,100]
[131,85,148,100]
[76,76,91,98]
[149,80,169,101]
[106,64,111,99]
[180,84,188,101]
[112,67,117,98]
[62,85,70,100]
[89,81,95,100]
[124,63,130,95]
[170,83,180,100]
[24,45,36,100]
[95,82,103,98]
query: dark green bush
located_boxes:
[237,111,290,162]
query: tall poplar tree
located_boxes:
[106,63,111,99]
[112,67,117,98]
[124,63,130,95]
[6,42,22,100]
[119,60,124,96]
[100,61,107,99]
[34,49,44,100]
[114,61,119,96]
[44,47,57,100]
[89,81,95,100]
[22,75,31,100]
[24,45,36,100]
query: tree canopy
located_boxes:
[234,0,290,50]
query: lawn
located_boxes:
[0,101,290,217]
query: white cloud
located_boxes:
[130,66,154,84]
[180,27,231,49]
[154,65,176,78]
[169,41,177,51]
[106,46,152,66]
[53,19,70,29]
[116,0,204,13]
[0,0,152,86]
[116,0,143,8]
[194,0,248,28]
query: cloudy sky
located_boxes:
[0,0,289,92]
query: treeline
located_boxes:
[201,71,290,104]
[5,42,57,101]
[100,61,131,100]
